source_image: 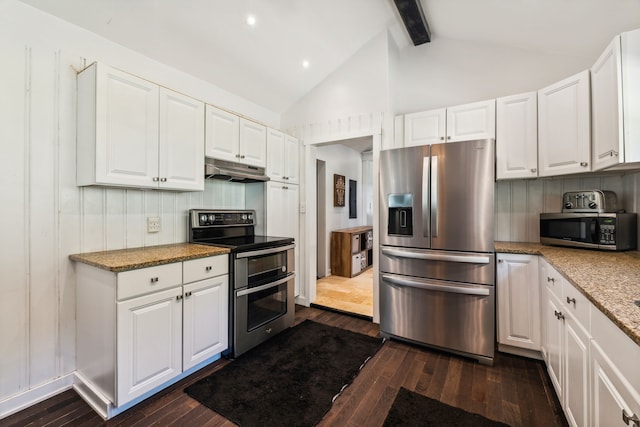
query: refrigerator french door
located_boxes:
[379,139,495,364]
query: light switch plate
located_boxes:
[147,216,161,233]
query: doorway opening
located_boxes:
[311,138,374,319]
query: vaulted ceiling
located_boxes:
[18,0,640,114]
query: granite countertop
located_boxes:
[495,241,640,347]
[69,243,230,272]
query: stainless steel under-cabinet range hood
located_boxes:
[204,157,270,183]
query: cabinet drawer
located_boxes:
[117,263,183,301]
[543,265,563,300]
[183,254,229,284]
[562,282,590,330]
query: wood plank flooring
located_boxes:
[2,306,567,427]
[314,268,373,317]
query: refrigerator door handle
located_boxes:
[381,273,491,296]
[431,155,438,237]
[381,247,491,264]
[422,155,430,238]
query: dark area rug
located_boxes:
[383,387,511,427]
[185,319,383,427]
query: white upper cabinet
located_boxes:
[204,104,239,163]
[159,88,205,191]
[266,128,299,184]
[239,118,267,167]
[403,100,495,147]
[77,62,204,191]
[591,29,640,171]
[404,108,446,147]
[446,99,496,143]
[496,92,538,179]
[205,105,266,168]
[78,63,159,189]
[538,70,591,177]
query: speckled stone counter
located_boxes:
[495,241,640,347]
[69,243,230,272]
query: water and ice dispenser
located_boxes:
[387,194,413,236]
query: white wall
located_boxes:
[393,36,592,115]
[316,145,365,275]
[0,1,278,416]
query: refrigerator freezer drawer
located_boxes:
[380,246,495,286]
[380,273,495,363]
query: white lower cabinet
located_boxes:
[496,253,541,356]
[75,254,228,419]
[116,286,183,406]
[541,260,590,427]
[182,275,229,371]
[538,257,640,427]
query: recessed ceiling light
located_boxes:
[302,60,310,69]
[246,15,256,27]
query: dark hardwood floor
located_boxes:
[3,306,567,427]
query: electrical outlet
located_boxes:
[147,216,161,233]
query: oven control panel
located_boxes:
[190,210,254,228]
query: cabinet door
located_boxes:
[116,287,182,406]
[404,108,446,147]
[446,100,496,142]
[94,64,159,188]
[205,105,239,162]
[266,182,299,295]
[538,70,591,177]
[496,254,540,351]
[591,35,624,171]
[496,92,538,179]
[564,311,590,427]
[591,341,640,427]
[284,134,300,184]
[266,128,286,182]
[183,275,229,371]
[544,292,564,400]
[159,88,204,191]
[239,118,266,167]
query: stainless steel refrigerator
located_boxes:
[379,139,495,364]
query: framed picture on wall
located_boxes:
[349,179,357,218]
[334,174,345,207]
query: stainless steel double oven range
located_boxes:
[189,209,295,357]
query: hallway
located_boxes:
[314,268,373,318]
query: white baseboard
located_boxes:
[0,374,74,420]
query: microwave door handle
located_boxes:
[591,219,598,243]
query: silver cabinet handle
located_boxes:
[150,277,159,283]
[152,177,160,182]
[580,162,588,167]
[381,247,490,264]
[566,296,576,306]
[160,177,167,182]
[205,266,212,272]
[554,310,565,320]
[623,409,640,427]
[439,136,444,140]
[547,277,555,283]
[382,273,490,296]
[531,168,537,173]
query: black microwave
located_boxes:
[540,212,637,251]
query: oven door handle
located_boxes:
[235,244,296,259]
[381,273,491,296]
[236,274,295,297]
